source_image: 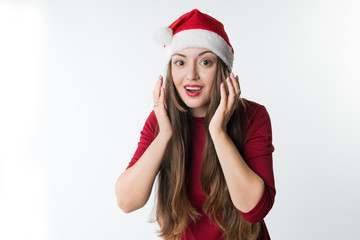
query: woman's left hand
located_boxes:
[209,73,241,136]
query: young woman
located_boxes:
[115,9,275,240]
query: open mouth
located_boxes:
[184,85,203,96]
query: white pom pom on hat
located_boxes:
[154,27,173,46]
[156,9,234,73]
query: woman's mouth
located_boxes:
[184,85,203,97]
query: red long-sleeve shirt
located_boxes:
[125,99,275,240]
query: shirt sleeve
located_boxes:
[125,110,159,171]
[238,103,276,224]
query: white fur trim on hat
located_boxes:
[163,29,234,72]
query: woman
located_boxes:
[115,9,275,240]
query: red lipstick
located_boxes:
[184,84,203,97]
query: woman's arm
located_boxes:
[209,74,263,212]
[211,105,275,223]
[210,131,265,212]
[115,75,172,213]
[115,132,171,213]
[209,73,275,222]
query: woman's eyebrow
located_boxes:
[198,50,214,56]
[172,51,215,58]
[172,53,186,58]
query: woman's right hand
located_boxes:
[153,75,172,139]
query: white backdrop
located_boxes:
[1,0,360,239]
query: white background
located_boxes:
[1,0,359,239]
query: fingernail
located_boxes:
[231,72,235,78]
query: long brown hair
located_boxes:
[151,58,261,240]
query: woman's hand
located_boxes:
[209,73,241,136]
[153,75,172,139]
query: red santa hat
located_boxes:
[156,9,234,72]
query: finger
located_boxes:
[231,73,240,97]
[159,87,165,107]
[226,76,236,110]
[162,87,168,109]
[153,75,162,103]
[219,82,227,111]
[236,75,241,96]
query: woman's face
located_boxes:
[171,47,218,117]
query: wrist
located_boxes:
[209,128,227,140]
[157,131,172,142]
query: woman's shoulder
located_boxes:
[147,110,157,122]
[242,98,269,118]
[241,98,272,133]
[141,110,159,136]
[241,99,274,160]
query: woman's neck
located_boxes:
[189,107,206,118]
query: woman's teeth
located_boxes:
[185,87,201,92]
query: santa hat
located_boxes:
[156,9,234,72]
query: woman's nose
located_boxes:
[185,63,200,80]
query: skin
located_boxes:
[171,48,218,117]
[115,47,264,213]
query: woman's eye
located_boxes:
[201,60,212,66]
[175,60,184,66]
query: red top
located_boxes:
[125,100,275,240]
